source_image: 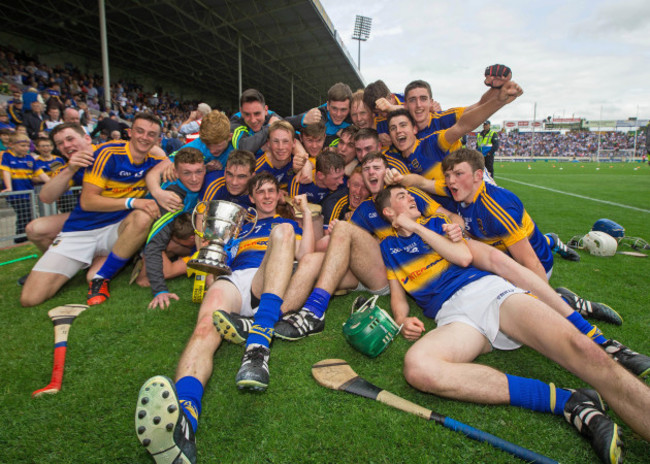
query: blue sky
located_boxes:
[319,0,649,125]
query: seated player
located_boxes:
[441,149,649,379]
[286,82,352,146]
[138,212,197,309]
[134,172,315,463]
[231,88,282,157]
[20,113,165,307]
[373,184,650,463]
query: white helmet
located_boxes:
[582,231,617,257]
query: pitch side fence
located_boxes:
[0,187,81,246]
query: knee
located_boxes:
[297,251,323,269]
[403,347,446,394]
[20,282,46,307]
[269,222,295,246]
[125,209,155,233]
[192,313,218,342]
[25,220,37,240]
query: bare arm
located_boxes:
[442,80,523,147]
[389,278,425,341]
[294,194,315,259]
[506,238,548,281]
[144,158,182,211]
[1,170,12,191]
[395,214,473,267]
[80,183,160,218]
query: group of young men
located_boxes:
[10,64,650,464]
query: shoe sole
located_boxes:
[273,329,323,342]
[135,376,193,464]
[236,379,268,391]
[87,295,109,306]
[213,311,246,345]
[606,423,624,464]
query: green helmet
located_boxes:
[342,295,402,358]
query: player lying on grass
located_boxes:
[135,172,317,464]
[373,184,650,463]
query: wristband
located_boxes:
[154,291,169,297]
[125,198,135,209]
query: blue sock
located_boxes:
[506,374,571,415]
[94,252,129,280]
[545,233,556,250]
[247,293,283,348]
[175,376,203,433]
[566,311,607,345]
[303,287,331,319]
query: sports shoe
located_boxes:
[135,375,197,464]
[235,344,270,391]
[563,388,623,464]
[555,287,623,326]
[273,308,325,341]
[213,310,253,345]
[87,278,110,305]
[548,233,580,262]
[602,339,650,378]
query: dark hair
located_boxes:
[171,212,194,240]
[315,149,345,174]
[133,112,163,130]
[360,152,388,168]
[354,127,380,143]
[363,80,391,111]
[386,108,415,128]
[248,171,280,196]
[301,120,326,138]
[327,82,352,103]
[374,184,402,223]
[441,148,485,173]
[240,88,266,107]
[404,80,432,99]
[50,122,87,142]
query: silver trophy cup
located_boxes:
[188,200,257,275]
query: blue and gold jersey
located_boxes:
[380,215,489,318]
[455,181,553,273]
[288,173,342,205]
[417,107,464,139]
[231,215,302,271]
[35,155,67,178]
[1,150,44,195]
[200,170,253,208]
[62,141,166,232]
[350,187,440,241]
[255,153,293,190]
[322,188,351,224]
[384,131,455,196]
[375,93,405,135]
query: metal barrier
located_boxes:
[0,186,81,246]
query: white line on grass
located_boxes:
[498,177,650,214]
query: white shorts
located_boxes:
[217,267,259,317]
[436,275,525,351]
[32,222,121,278]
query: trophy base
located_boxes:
[187,258,233,276]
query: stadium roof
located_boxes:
[0,0,364,116]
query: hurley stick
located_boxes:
[312,359,558,464]
[32,304,88,398]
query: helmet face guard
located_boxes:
[342,295,402,358]
[592,218,625,239]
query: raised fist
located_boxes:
[484,64,512,89]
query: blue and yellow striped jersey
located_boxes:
[384,131,456,196]
[416,107,464,139]
[288,173,343,205]
[350,187,440,241]
[380,215,490,318]
[200,170,253,208]
[1,150,44,193]
[455,181,554,273]
[255,153,293,190]
[62,141,166,232]
[35,155,67,178]
[231,215,302,271]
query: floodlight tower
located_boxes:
[352,15,372,71]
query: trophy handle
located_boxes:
[192,200,208,239]
[237,207,258,240]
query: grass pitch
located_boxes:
[0,161,649,463]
